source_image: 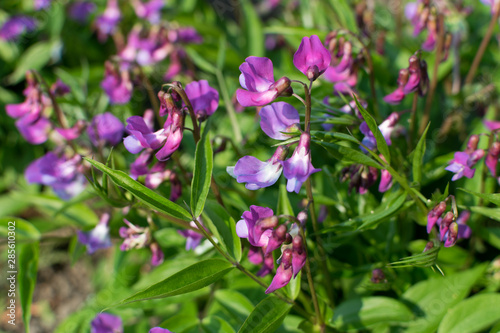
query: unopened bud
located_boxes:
[272,77,292,97]
[306,65,320,81]
[397,68,410,87]
[297,211,308,225]
[490,142,500,156]
[423,241,434,252]
[444,222,458,247]
[371,269,386,283]
[467,135,480,152]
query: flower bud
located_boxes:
[265,224,288,255]
[371,269,386,283]
[444,222,458,247]
[272,77,293,97]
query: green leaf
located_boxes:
[331,297,413,330]
[7,40,61,84]
[84,158,192,221]
[313,140,383,169]
[18,242,39,333]
[241,0,264,57]
[119,259,234,305]
[287,271,302,301]
[202,315,236,333]
[402,264,487,333]
[215,290,254,322]
[412,123,430,185]
[388,241,440,268]
[238,296,292,333]
[458,188,500,206]
[191,127,213,218]
[354,95,391,164]
[0,218,40,242]
[467,206,500,222]
[277,182,295,216]
[438,293,500,333]
[202,201,242,262]
[328,0,358,32]
[310,130,361,145]
[216,35,227,70]
[185,46,217,74]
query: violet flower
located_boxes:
[293,35,331,81]
[150,242,164,266]
[236,56,292,107]
[25,152,87,200]
[34,0,51,10]
[87,112,125,146]
[55,120,86,141]
[379,169,393,193]
[0,16,36,41]
[259,102,300,140]
[119,219,150,251]
[236,205,276,247]
[123,115,167,154]
[227,146,289,190]
[282,133,321,193]
[291,236,306,277]
[173,27,203,44]
[457,210,472,240]
[130,150,153,179]
[50,79,71,97]
[184,80,219,120]
[95,0,121,41]
[15,112,52,145]
[91,313,123,333]
[77,213,112,254]
[155,108,184,161]
[265,248,293,294]
[383,69,409,105]
[150,328,173,333]
[132,0,164,23]
[178,221,205,250]
[486,142,500,177]
[119,25,170,66]
[323,37,358,94]
[257,253,275,277]
[445,151,484,181]
[68,2,96,23]
[360,112,400,152]
[101,62,133,105]
[427,201,447,233]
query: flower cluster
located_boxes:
[427,198,471,247]
[323,32,359,94]
[91,313,172,333]
[446,135,485,181]
[236,206,307,293]
[77,213,112,254]
[119,219,164,266]
[0,16,36,41]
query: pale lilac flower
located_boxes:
[0,16,36,41]
[25,152,86,200]
[68,2,96,23]
[227,146,288,190]
[123,117,166,154]
[293,35,331,81]
[259,102,300,140]
[236,206,276,247]
[101,62,133,105]
[282,133,321,193]
[34,0,51,10]
[119,219,150,251]
[178,221,205,250]
[95,0,121,41]
[77,213,112,254]
[266,248,293,293]
[132,0,164,23]
[184,80,219,120]
[119,25,171,66]
[91,313,122,333]
[445,151,482,181]
[87,112,125,146]
[236,56,292,107]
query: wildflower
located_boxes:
[227,145,289,190]
[95,0,121,41]
[236,56,292,107]
[91,313,123,333]
[236,206,277,247]
[131,0,164,23]
[457,210,472,240]
[119,219,164,266]
[178,221,205,250]
[150,328,173,333]
[341,164,378,194]
[25,152,86,200]
[259,102,300,140]
[150,242,164,266]
[34,0,51,10]
[383,69,408,105]
[87,112,125,146]
[293,35,331,81]
[101,62,133,105]
[323,36,358,94]
[0,16,36,41]
[68,2,96,23]
[486,142,500,177]
[384,53,428,104]
[371,269,387,283]
[291,235,306,277]
[184,80,219,121]
[360,112,400,152]
[266,248,293,293]
[282,133,321,193]
[445,150,484,181]
[55,120,86,141]
[119,24,171,66]
[427,201,447,233]
[77,213,112,254]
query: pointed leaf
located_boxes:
[18,242,39,333]
[438,293,500,333]
[0,218,40,242]
[241,0,264,57]
[191,127,213,218]
[467,206,500,222]
[354,95,391,164]
[277,182,295,216]
[313,140,383,169]
[84,158,192,221]
[412,123,430,185]
[458,188,500,206]
[119,259,234,305]
[238,296,292,333]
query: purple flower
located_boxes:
[130,150,153,179]
[323,38,358,94]
[259,102,300,140]
[0,16,36,41]
[293,35,331,81]
[266,248,293,293]
[25,152,86,200]
[55,120,87,141]
[101,62,133,105]
[150,328,173,333]
[123,115,167,154]
[95,0,121,41]
[155,108,184,161]
[227,146,289,190]
[282,133,320,193]
[173,27,203,44]
[384,69,409,105]
[68,1,96,23]
[178,221,205,250]
[91,313,122,333]
[445,151,482,181]
[341,164,379,195]
[486,142,500,177]
[360,112,400,152]
[15,112,52,144]
[422,16,437,51]
[50,79,71,96]
[120,219,150,251]
[149,242,164,266]
[291,236,306,278]
[457,210,472,240]
[258,253,275,277]
[484,119,500,131]
[236,205,276,247]
[236,56,292,107]
[131,0,164,23]
[77,213,112,254]
[87,112,125,146]
[443,222,458,248]
[379,169,393,193]
[119,25,170,66]
[185,80,219,120]
[34,0,51,10]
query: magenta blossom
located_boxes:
[291,236,306,278]
[91,313,122,333]
[360,112,400,152]
[185,80,219,120]
[55,120,86,141]
[95,0,121,41]
[282,133,320,193]
[101,62,133,105]
[119,25,170,66]
[341,164,378,195]
[68,1,96,23]
[236,56,292,107]
[131,0,164,23]
[150,328,173,333]
[259,102,300,140]
[486,142,500,177]
[87,112,125,146]
[293,35,331,81]
[123,113,167,154]
[0,16,36,41]
[77,213,112,254]
[25,152,86,200]
[236,206,276,247]
[427,201,447,233]
[445,151,483,181]
[266,248,293,294]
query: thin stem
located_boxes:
[304,85,312,133]
[292,93,307,107]
[363,45,380,120]
[420,14,445,135]
[408,92,419,152]
[215,69,242,144]
[464,9,500,86]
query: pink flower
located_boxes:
[293,35,331,81]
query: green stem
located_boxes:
[215,69,243,144]
[408,92,418,152]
